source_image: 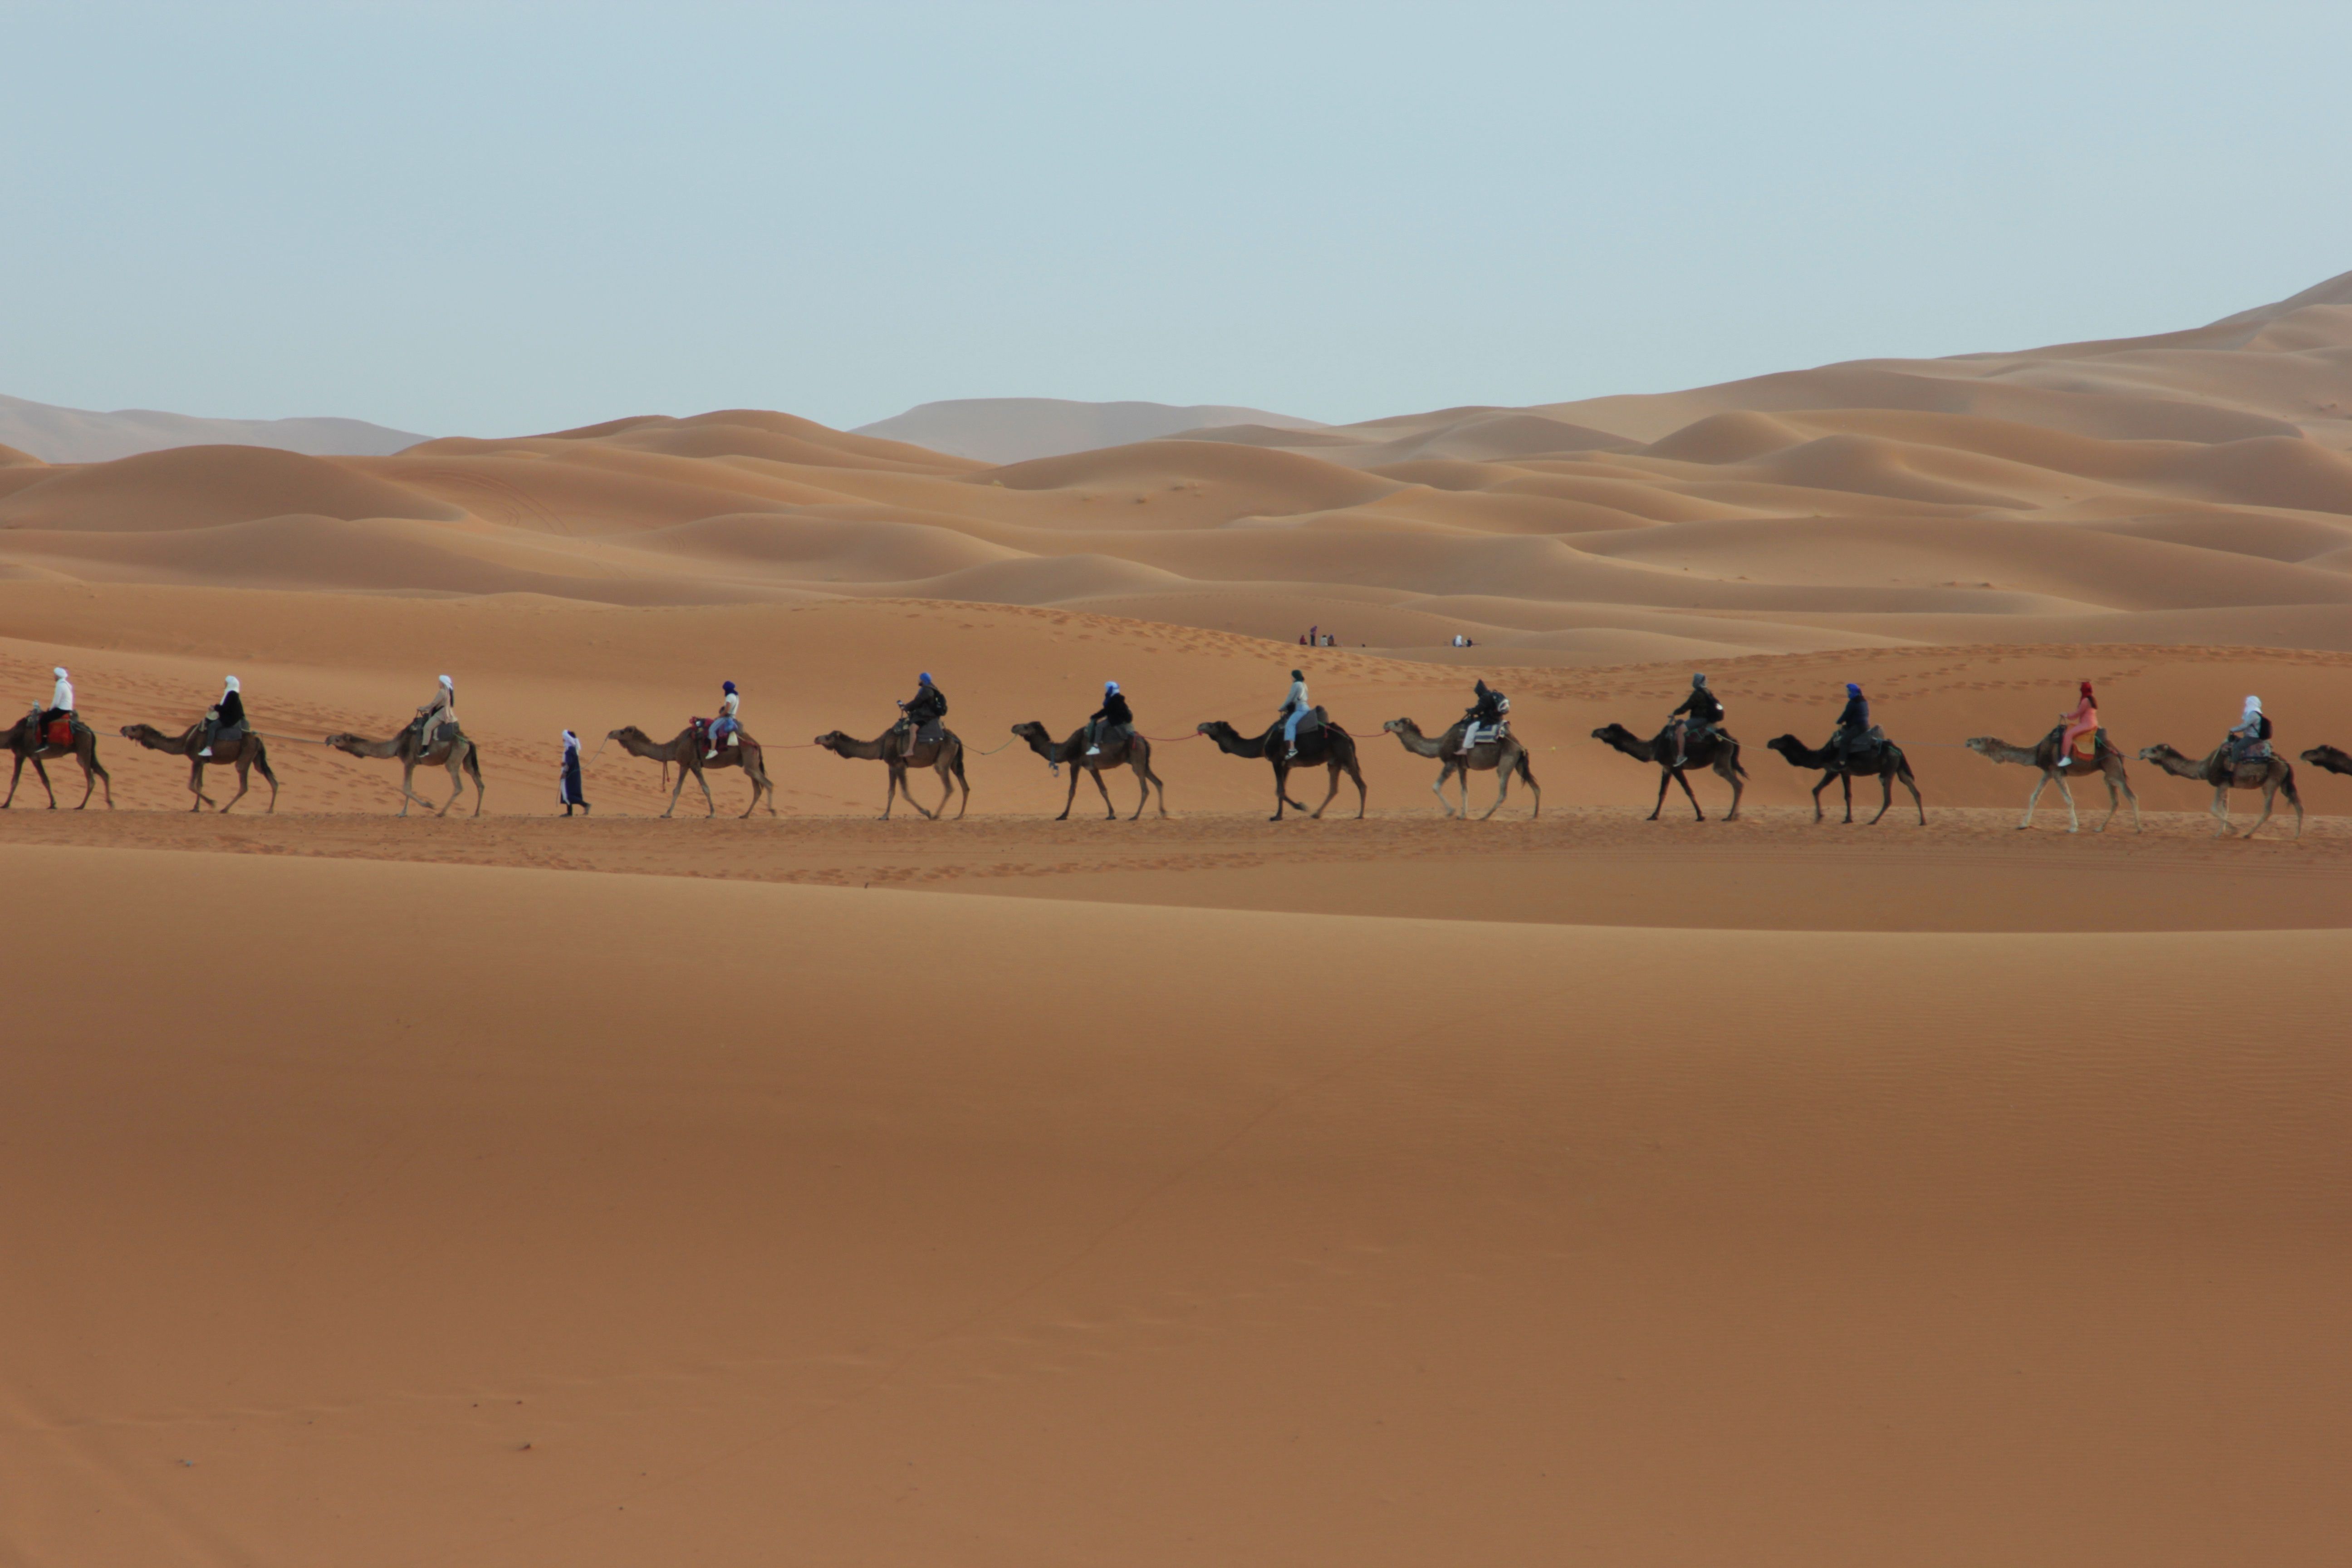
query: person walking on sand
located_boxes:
[197,676,245,758]
[558,729,589,816]
[2054,681,2098,770]
[704,680,741,760]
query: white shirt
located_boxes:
[52,675,73,710]
[720,691,740,717]
[1282,679,1307,714]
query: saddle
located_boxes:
[45,717,75,750]
[1289,705,1326,741]
[896,715,945,745]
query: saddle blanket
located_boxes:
[44,718,74,748]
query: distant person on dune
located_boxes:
[1084,681,1133,756]
[416,675,456,748]
[1459,679,1506,754]
[197,675,245,758]
[2226,694,2272,766]
[1278,668,1311,760]
[2054,681,2098,770]
[1666,672,1722,767]
[1829,682,1871,760]
[704,681,740,760]
[897,672,947,758]
[558,729,588,816]
[36,666,75,735]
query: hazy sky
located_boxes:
[6,1,2348,436]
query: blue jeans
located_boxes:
[1282,707,1307,745]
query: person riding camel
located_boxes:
[2054,681,2098,770]
[197,676,245,758]
[897,672,947,758]
[704,680,741,760]
[1459,679,1506,755]
[34,666,75,742]
[1278,668,1311,759]
[1084,681,1133,757]
[415,675,456,749]
[2226,695,2272,769]
[1667,672,1722,767]
[1829,682,1872,760]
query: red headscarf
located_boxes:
[2079,681,2095,703]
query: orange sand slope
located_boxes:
[2,846,2343,1568]
[5,271,2352,660]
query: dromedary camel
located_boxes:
[1765,732,1924,825]
[1384,716,1539,819]
[119,721,279,813]
[608,725,775,819]
[1197,712,1366,821]
[323,723,485,817]
[2137,742,2303,839]
[3,709,113,809]
[814,724,970,820]
[2300,744,2352,778]
[1963,725,2139,834]
[1589,721,1740,822]
[1011,720,1167,821]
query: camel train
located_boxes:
[8,674,2337,839]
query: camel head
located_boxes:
[1590,723,1639,753]
[1963,736,1995,758]
[2137,743,2182,764]
[322,732,366,755]
[1010,721,1051,746]
[813,731,850,755]
[2301,745,2352,776]
[118,723,163,745]
[1382,718,1419,738]
[1196,720,1240,743]
[1764,735,1806,760]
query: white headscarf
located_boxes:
[2243,695,2263,725]
[53,667,67,679]
[223,676,240,694]
[439,674,454,690]
[562,729,578,751]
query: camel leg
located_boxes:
[2289,779,2304,840]
[2242,783,2277,840]
[879,763,900,821]
[696,765,716,819]
[1,751,18,808]
[1523,757,1542,819]
[1143,761,1167,818]
[2209,785,2230,838]
[1087,767,1117,821]
[1055,765,1080,821]
[2118,772,2141,834]
[1666,766,1704,822]
[932,760,955,820]
[662,763,687,819]
[950,753,970,820]
[188,760,207,811]
[33,756,57,808]
[2057,776,2079,833]
[467,748,485,817]
[1478,763,1511,821]
[1268,760,1289,822]
[1868,769,1895,825]
[1647,766,1672,822]
[1839,772,1854,825]
[220,761,251,813]
[260,757,279,813]
[1308,762,1342,820]
[1430,766,1458,818]
[91,753,112,808]
[1897,764,1924,826]
[1809,774,1831,823]
[2017,773,2047,828]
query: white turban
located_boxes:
[223,676,240,693]
[2243,695,2263,723]
[439,674,454,689]
[53,667,66,679]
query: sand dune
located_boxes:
[0,391,426,464]
[7,275,2351,1565]
[852,397,1326,463]
[1,271,2346,657]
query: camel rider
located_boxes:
[1829,682,1871,760]
[1278,668,1311,759]
[2054,681,2097,770]
[197,676,245,759]
[34,666,75,740]
[897,672,946,758]
[1085,681,1133,757]
[416,675,456,749]
[1667,672,1722,767]
[1460,678,1506,755]
[2226,695,2272,769]
[705,680,741,760]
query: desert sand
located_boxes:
[2,274,2348,1565]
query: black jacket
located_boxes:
[1671,688,1723,725]
[1836,695,1870,732]
[1467,680,1504,725]
[213,690,245,729]
[905,685,946,723]
[1092,692,1133,728]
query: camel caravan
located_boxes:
[3,663,2332,841]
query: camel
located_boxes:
[608,725,775,819]
[3,709,113,809]
[1589,721,1740,822]
[1383,716,1540,819]
[2301,745,2352,778]
[118,721,279,813]
[2137,742,2303,839]
[1011,720,1167,820]
[1197,712,1366,821]
[813,724,970,820]
[1764,732,1924,825]
[324,722,486,817]
[1963,725,2140,834]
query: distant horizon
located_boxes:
[10,0,2350,438]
